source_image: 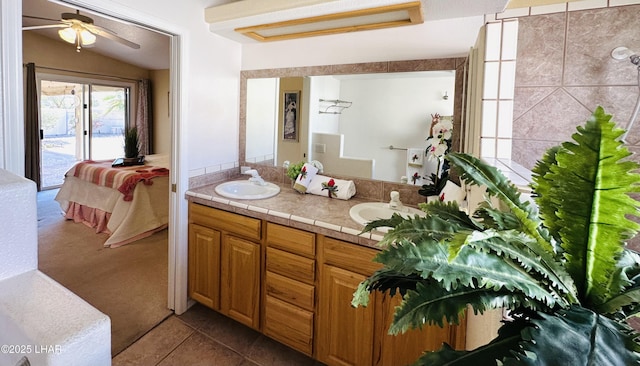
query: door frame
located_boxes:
[2,0,190,314]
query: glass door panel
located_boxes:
[39,80,85,189]
[90,85,128,161]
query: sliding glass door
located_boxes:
[39,77,132,189]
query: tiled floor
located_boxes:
[113,303,325,366]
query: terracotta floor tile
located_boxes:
[112,316,195,366]
[176,303,215,330]
[180,304,261,355]
[157,332,244,366]
[118,303,326,366]
[245,336,316,366]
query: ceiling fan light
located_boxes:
[58,27,77,44]
[80,30,96,46]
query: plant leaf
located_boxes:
[472,201,520,231]
[466,229,575,306]
[373,239,561,307]
[531,145,562,242]
[390,280,534,332]
[447,153,555,255]
[532,107,640,306]
[596,250,640,317]
[412,317,534,366]
[418,200,482,231]
[513,305,640,365]
[374,215,464,249]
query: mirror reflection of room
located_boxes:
[246,70,455,182]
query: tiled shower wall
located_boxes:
[509,4,640,170]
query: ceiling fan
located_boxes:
[22,10,140,52]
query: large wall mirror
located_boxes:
[240,58,467,184]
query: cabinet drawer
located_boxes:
[190,202,261,241]
[266,223,315,257]
[322,237,382,276]
[266,247,315,284]
[265,271,315,311]
[264,295,314,356]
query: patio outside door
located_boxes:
[39,79,130,189]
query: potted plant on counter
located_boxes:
[419,114,454,201]
[352,107,640,365]
[286,161,306,182]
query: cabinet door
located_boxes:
[188,223,221,310]
[220,235,261,329]
[317,264,375,366]
[264,295,314,355]
[374,293,463,366]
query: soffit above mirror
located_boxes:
[205,0,511,43]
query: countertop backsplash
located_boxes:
[188,164,428,207]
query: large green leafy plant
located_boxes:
[352,107,640,365]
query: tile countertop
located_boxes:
[185,180,413,249]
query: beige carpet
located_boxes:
[36,189,173,357]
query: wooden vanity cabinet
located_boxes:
[188,202,467,365]
[373,292,466,366]
[317,237,382,366]
[263,223,316,356]
[188,223,220,310]
[317,236,467,366]
[188,202,262,329]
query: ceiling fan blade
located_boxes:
[23,15,61,22]
[22,24,68,31]
[87,24,140,49]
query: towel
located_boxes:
[308,174,356,200]
[293,163,319,193]
[407,148,424,167]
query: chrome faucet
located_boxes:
[243,169,266,186]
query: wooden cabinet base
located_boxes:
[264,295,314,355]
[188,203,466,366]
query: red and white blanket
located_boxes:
[66,160,170,201]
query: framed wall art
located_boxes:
[282,91,299,142]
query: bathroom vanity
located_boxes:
[186,181,466,366]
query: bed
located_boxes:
[55,154,170,248]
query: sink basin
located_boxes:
[349,202,426,232]
[214,180,281,200]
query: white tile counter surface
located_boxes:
[186,180,399,248]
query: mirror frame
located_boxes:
[239,57,468,182]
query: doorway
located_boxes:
[39,77,134,189]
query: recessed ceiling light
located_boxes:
[235,1,424,42]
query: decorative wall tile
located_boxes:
[530,3,567,15]
[568,0,608,11]
[515,13,565,87]
[496,7,530,19]
[501,21,519,60]
[512,88,589,141]
[513,5,640,169]
[513,87,557,120]
[388,58,458,72]
[565,6,640,86]
[610,0,640,6]
[566,86,640,143]
[511,139,559,170]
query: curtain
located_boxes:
[135,79,153,155]
[24,63,41,191]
